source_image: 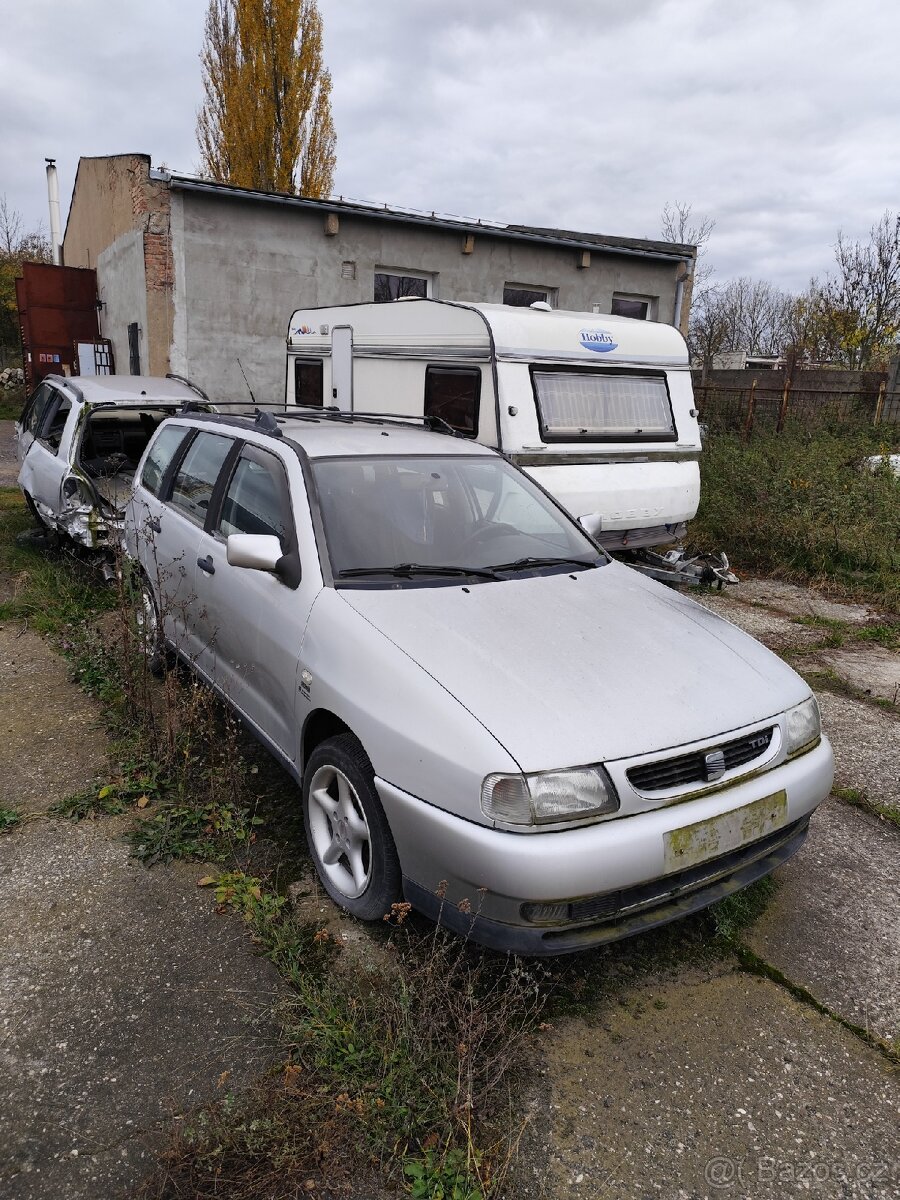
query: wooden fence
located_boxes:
[694,380,900,435]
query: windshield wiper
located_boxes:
[491,556,600,573]
[337,562,500,581]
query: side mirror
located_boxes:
[577,512,603,538]
[226,533,282,572]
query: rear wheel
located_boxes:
[135,575,166,675]
[302,733,401,921]
[23,491,49,529]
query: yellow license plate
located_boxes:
[664,790,788,873]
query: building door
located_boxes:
[331,325,353,412]
[128,323,141,375]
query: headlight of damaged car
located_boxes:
[481,766,619,827]
[785,696,821,756]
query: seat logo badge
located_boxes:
[704,750,726,781]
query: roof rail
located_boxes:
[291,406,464,436]
[169,403,464,440]
[166,372,210,402]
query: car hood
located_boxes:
[339,563,809,771]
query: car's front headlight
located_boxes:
[785,696,821,757]
[481,765,619,827]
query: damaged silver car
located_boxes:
[14,374,210,550]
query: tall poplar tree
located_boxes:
[197,0,336,197]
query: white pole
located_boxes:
[45,159,62,265]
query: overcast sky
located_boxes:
[1,0,897,292]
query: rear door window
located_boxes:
[20,383,56,436]
[39,393,73,452]
[168,432,234,526]
[141,424,192,497]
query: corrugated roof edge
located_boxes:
[157,171,695,264]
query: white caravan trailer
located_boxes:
[284,300,728,582]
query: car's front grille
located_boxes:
[627,726,774,793]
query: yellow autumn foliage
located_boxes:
[197,0,336,197]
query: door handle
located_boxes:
[197,554,215,575]
[148,516,161,533]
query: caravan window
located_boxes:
[295,358,324,407]
[532,368,676,443]
[424,366,481,437]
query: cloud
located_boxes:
[1,0,896,293]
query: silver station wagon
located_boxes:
[124,409,834,954]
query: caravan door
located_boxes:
[331,326,353,412]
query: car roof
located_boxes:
[182,410,498,460]
[46,374,203,405]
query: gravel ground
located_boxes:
[747,798,900,1043]
[0,624,106,816]
[0,622,285,1200]
[514,967,900,1200]
[816,691,900,813]
[726,578,882,624]
[690,590,830,652]
[797,645,900,703]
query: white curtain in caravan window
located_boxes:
[534,372,674,437]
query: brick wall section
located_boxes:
[143,202,174,293]
[140,180,174,374]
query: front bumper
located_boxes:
[375,735,833,954]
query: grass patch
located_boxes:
[832,785,899,829]
[708,876,777,944]
[0,386,25,421]
[0,805,21,833]
[692,425,900,612]
[0,488,114,634]
[855,622,900,650]
[138,873,544,1199]
[797,665,900,713]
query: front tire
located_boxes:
[302,733,401,921]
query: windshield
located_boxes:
[312,454,603,582]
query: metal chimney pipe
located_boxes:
[45,158,62,265]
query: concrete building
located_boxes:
[62,153,696,401]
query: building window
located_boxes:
[374,270,432,303]
[608,294,658,321]
[341,260,357,280]
[424,366,481,437]
[503,284,554,308]
[294,358,324,407]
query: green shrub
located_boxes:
[691,424,900,611]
